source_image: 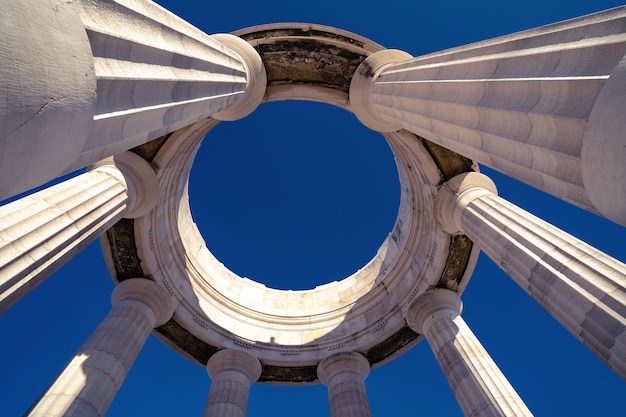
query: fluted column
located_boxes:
[27,278,174,417]
[350,6,626,225]
[0,151,158,314]
[1,0,267,200]
[0,0,96,200]
[69,0,268,170]
[436,172,626,379]
[203,349,262,417]
[317,351,372,417]
[407,289,533,417]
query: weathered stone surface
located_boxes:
[106,219,145,282]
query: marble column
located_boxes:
[203,349,262,417]
[350,6,626,226]
[436,172,626,380]
[27,278,174,417]
[317,351,372,417]
[0,151,158,314]
[407,289,533,417]
[1,0,267,200]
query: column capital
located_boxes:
[211,34,267,121]
[317,351,370,385]
[111,278,174,327]
[206,349,262,384]
[406,288,463,334]
[436,172,497,234]
[408,289,534,416]
[91,151,159,219]
[349,49,412,132]
[28,277,171,417]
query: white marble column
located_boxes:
[317,351,372,417]
[27,278,174,417]
[0,151,158,314]
[407,289,533,417]
[436,172,626,380]
[350,6,626,226]
[1,0,267,200]
[203,349,262,417]
[0,0,96,200]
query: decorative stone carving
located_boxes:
[318,351,372,417]
[204,349,262,417]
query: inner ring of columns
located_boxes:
[101,23,480,383]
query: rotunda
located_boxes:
[1,1,625,416]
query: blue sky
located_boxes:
[1,0,625,416]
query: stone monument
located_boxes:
[1,1,625,416]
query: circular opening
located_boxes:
[188,101,400,290]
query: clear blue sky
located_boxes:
[1,0,625,416]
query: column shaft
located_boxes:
[0,170,125,314]
[203,349,262,417]
[408,290,533,417]
[1,0,266,201]
[0,0,95,199]
[0,152,158,314]
[438,172,626,380]
[67,0,265,171]
[27,279,174,417]
[317,352,372,417]
[351,7,626,224]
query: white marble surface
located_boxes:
[0,152,157,314]
[350,7,626,225]
[318,351,372,417]
[437,172,626,379]
[27,279,174,417]
[408,289,533,417]
[204,349,262,417]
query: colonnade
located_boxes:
[6,166,623,416]
[20,281,538,417]
[19,282,538,417]
[1,1,626,416]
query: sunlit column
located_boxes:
[1,0,266,200]
[0,0,96,200]
[69,0,268,170]
[436,172,626,380]
[0,151,158,314]
[27,278,174,417]
[407,289,533,417]
[317,351,372,417]
[203,349,262,417]
[350,7,626,226]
